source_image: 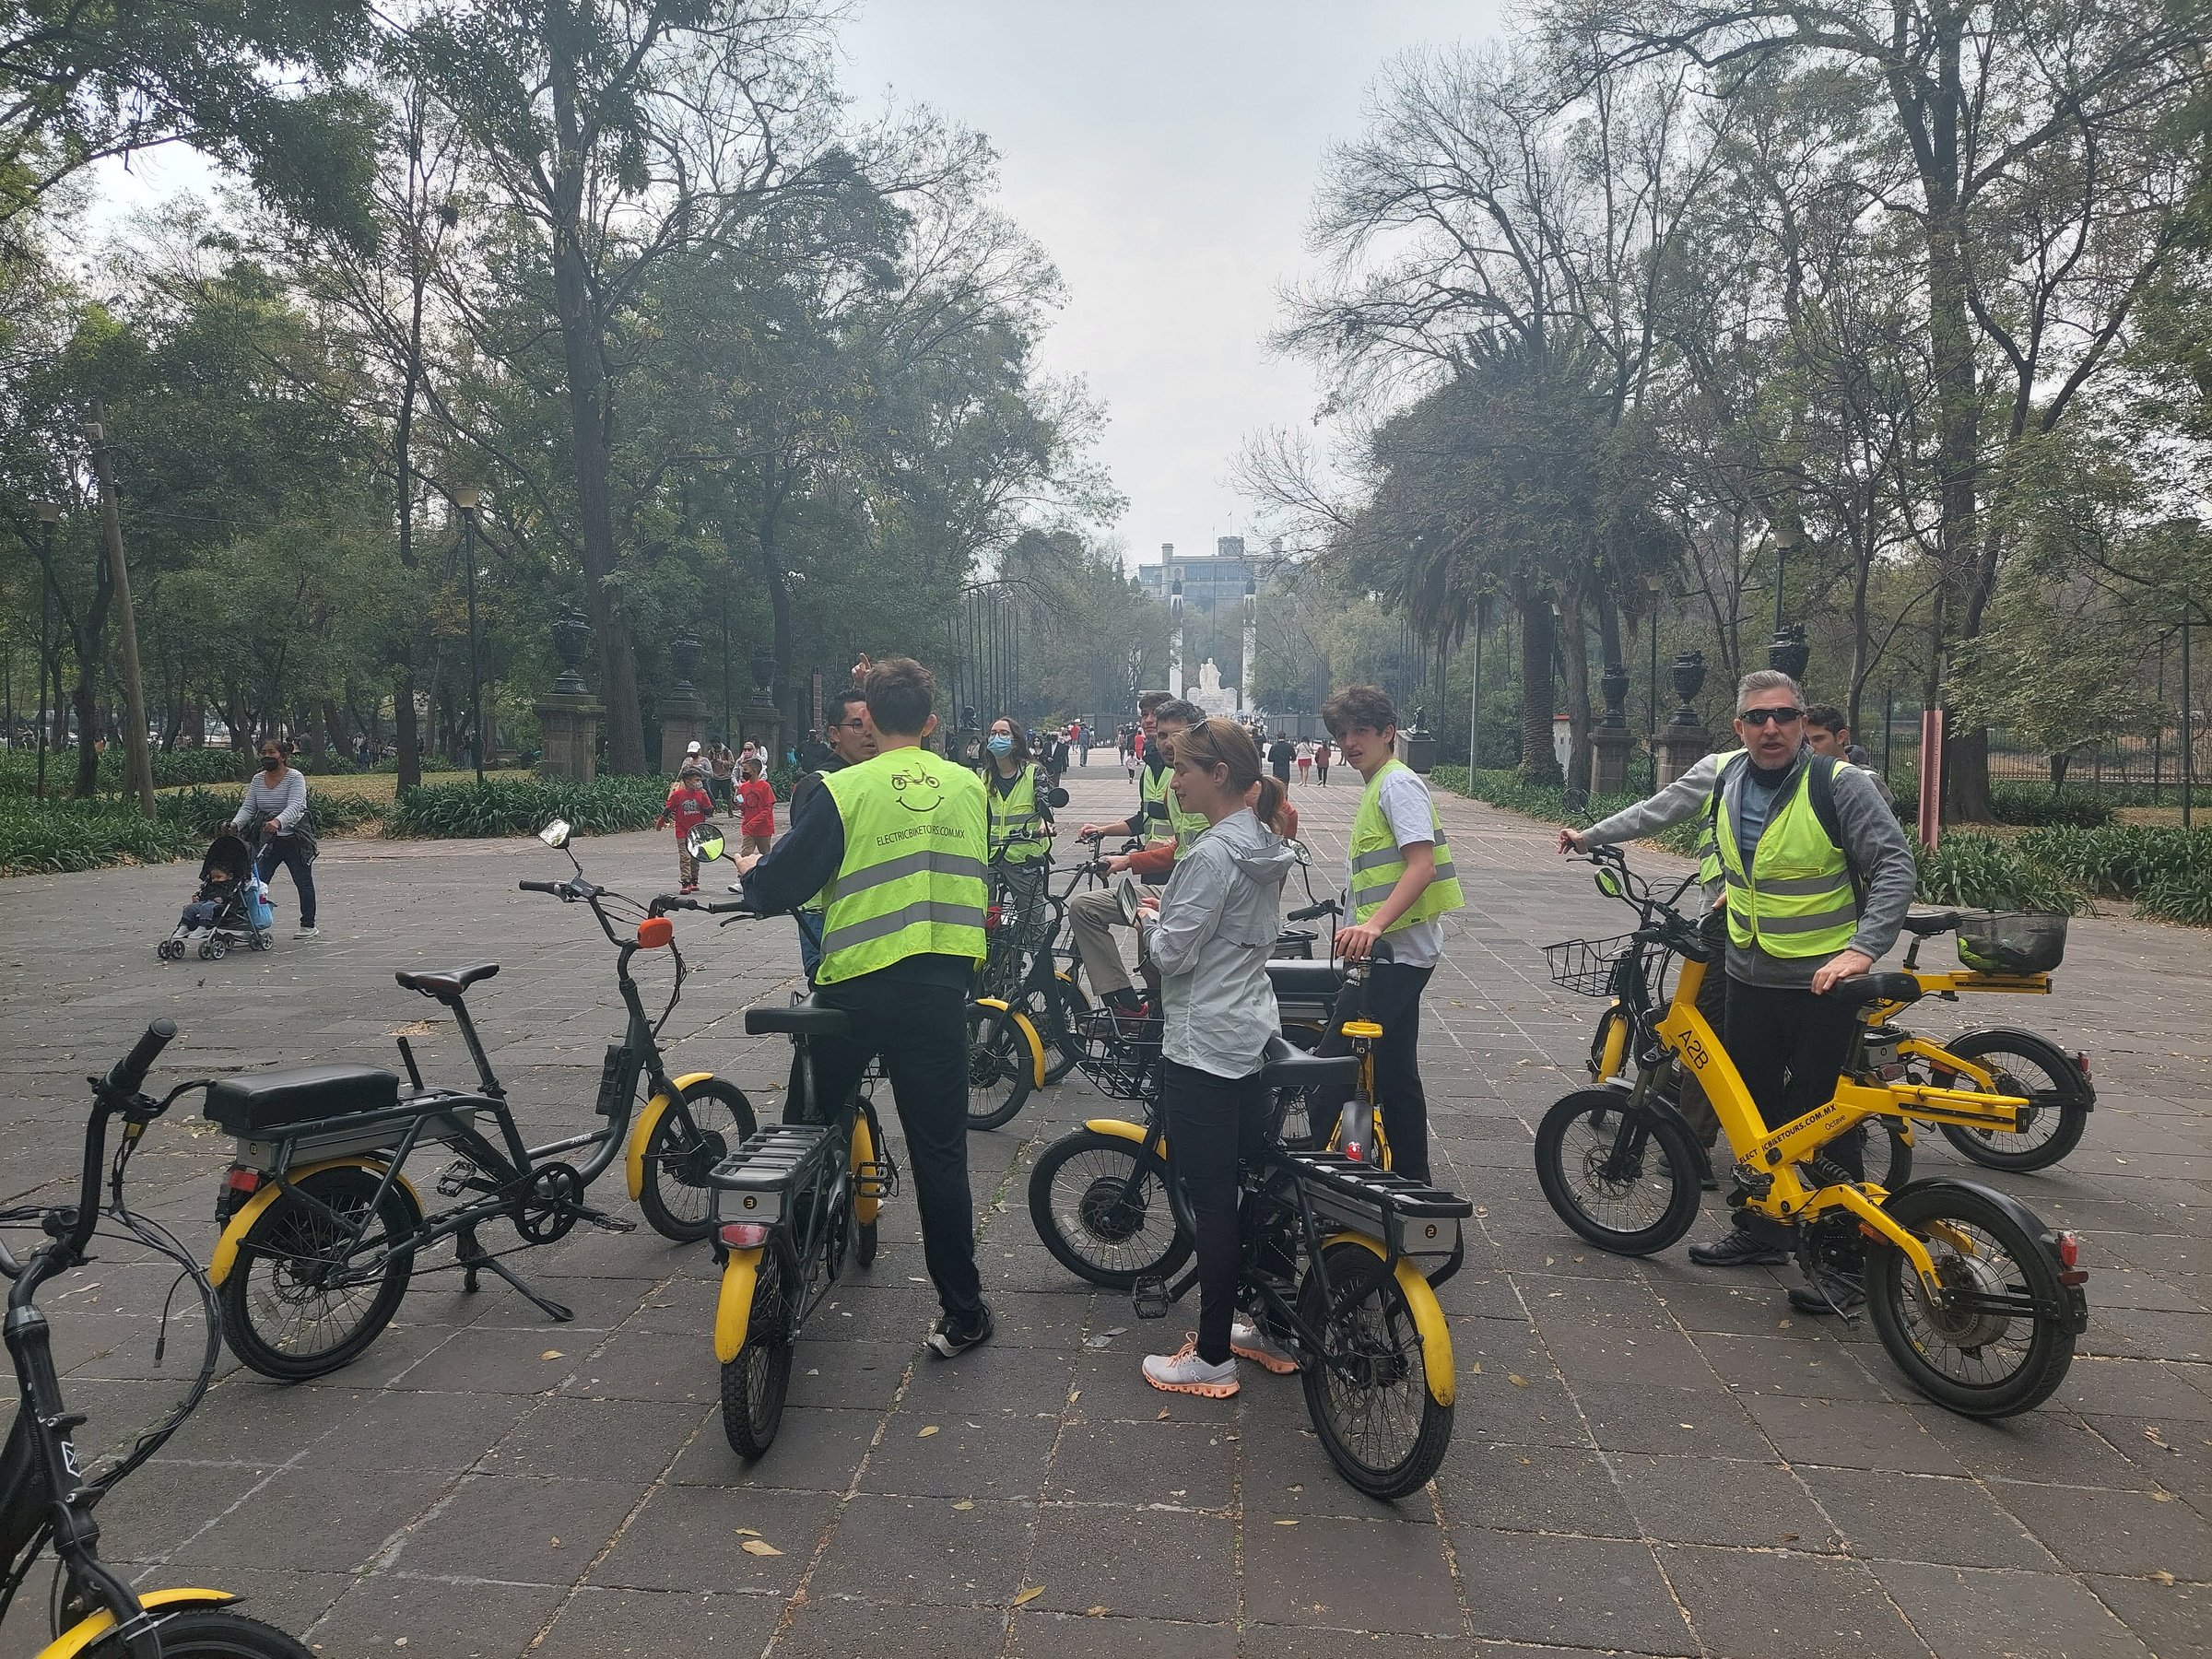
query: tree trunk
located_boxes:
[1515,588,1560,786]
[1559,588,1594,796]
[70,668,100,797]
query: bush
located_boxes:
[0,795,204,875]
[2022,825,2212,924]
[1912,832,2081,913]
[1988,783,2115,828]
[0,747,252,796]
[382,775,664,839]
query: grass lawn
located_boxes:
[155,769,540,805]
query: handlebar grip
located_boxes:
[652,895,703,913]
[1370,938,1395,965]
[106,1018,176,1097]
[705,900,756,914]
[1286,901,1332,923]
[518,879,564,895]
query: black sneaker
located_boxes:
[1788,1268,1866,1317]
[926,1306,993,1359]
[1687,1230,1788,1267]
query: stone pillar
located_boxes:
[737,689,781,761]
[659,685,706,775]
[536,692,602,783]
[1658,724,1710,787]
[1592,726,1635,794]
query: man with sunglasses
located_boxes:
[766,688,877,977]
[1561,669,1914,1312]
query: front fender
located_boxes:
[714,1247,762,1365]
[1321,1231,1456,1407]
[627,1070,720,1199]
[208,1159,421,1289]
[975,997,1046,1088]
[40,1588,241,1659]
[1083,1117,1165,1159]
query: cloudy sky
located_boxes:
[838,1,1505,574]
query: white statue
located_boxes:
[1189,658,1238,717]
[1196,658,1224,695]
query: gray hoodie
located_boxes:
[1148,807,1300,1078]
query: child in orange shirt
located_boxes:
[656,763,715,894]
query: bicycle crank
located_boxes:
[513,1161,586,1244]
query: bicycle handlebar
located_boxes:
[104,1019,176,1100]
[1287,900,1340,923]
[518,879,565,896]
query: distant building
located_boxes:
[1136,536,1274,614]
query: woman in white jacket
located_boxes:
[1136,718,1299,1398]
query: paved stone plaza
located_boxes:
[3,764,2209,1658]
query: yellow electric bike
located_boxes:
[1538,848,2088,1418]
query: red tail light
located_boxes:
[2076,1052,2092,1081]
[224,1167,261,1195]
[720,1222,770,1249]
[2053,1230,2087,1286]
[985,906,1002,931]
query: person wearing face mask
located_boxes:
[983,716,1054,923]
[231,740,319,940]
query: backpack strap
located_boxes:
[1806,753,1844,852]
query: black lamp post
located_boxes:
[455,488,484,783]
[1771,524,1799,635]
[1645,576,1663,790]
[31,501,59,799]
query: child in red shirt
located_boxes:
[736,756,777,855]
[656,764,715,893]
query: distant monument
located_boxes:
[1190,658,1239,718]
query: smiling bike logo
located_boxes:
[889,760,945,813]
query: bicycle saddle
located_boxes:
[1259,1034,1358,1092]
[1266,960,1347,1000]
[395,962,500,1002]
[206,1064,401,1133]
[1898,911,1961,937]
[745,998,853,1038]
[1827,971,1924,1008]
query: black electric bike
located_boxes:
[3,1021,316,1658]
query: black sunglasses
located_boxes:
[1737,707,1805,726]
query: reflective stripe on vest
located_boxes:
[1347,759,1465,930]
[817,751,988,982]
[987,764,1045,864]
[1712,754,1857,959]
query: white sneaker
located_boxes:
[295,926,320,940]
[1142,1334,1239,1398]
[1230,1318,1299,1375]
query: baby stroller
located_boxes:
[159,832,276,960]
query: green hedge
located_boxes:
[0,747,253,796]
[1987,783,2115,828]
[382,775,665,839]
[2020,826,2212,925]
[0,795,206,874]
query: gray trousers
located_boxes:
[1067,888,1134,997]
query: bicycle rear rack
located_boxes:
[1284,1150,1474,1263]
[709,1124,832,1226]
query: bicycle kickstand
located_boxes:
[456,1225,575,1323]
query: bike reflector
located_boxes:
[720,1221,770,1248]
[637,916,675,950]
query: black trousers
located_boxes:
[800,978,983,1320]
[1303,960,1436,1183]
[1724,976,1863,1245]
[1163,1058,1268,1365]
[255,836,316,927]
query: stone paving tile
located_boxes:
[6,766,2212,1656]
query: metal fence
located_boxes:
[1870,700,2208,797]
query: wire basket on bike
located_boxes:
[1070,1006,1163,1100]
[1543,934,1642,999]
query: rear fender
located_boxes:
[1320,1232,1455,1407]
[208,1159,421,1288]
[627,1070,719,1199]
[1951,1026,2095,1109]
[976,997,1046,1088]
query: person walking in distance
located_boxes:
[233,739,321,939]
[733,657,994,1357]
[1295,737,1314,785]
[1562,670,1915,1312]
[656,762,715,895]
[1135,718,1300,1397]
[1313,737,1332,786]
[736,754,777,855]
[1300,687,1465,1183]
[708,741,737,812]
[1267,731,1295,788]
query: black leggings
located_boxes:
[1303,960,1436,1183]
[255,836,316,928]
[1724,976,1864,1245]
[1163,1058,1268,1365]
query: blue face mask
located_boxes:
[986,735,1014,757]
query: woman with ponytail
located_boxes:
[1133,718,1300,1398]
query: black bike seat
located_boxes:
[745,998,853,1039]
[1898,911,1961,937]
[1828,971,1924,1009]
[1259,1034,1359,1092]
[395,962,500,1001]
[1266,960,1346,1000]
[206,1064,401,1134]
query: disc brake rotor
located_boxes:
[1915,1243,2013,1349]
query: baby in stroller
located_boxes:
[159,832,276,960]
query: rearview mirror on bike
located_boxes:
[1046,786,1070,809]
[686,821,728,863]
[538,818,572,849]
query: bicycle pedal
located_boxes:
[853,1159,895,1202]
[1131,1275,1170,1320]
[582,1208,638,1234]
[437,1158,477,1198]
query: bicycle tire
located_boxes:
[1533,1089,1701,1256]
[1040,974,1090,1084]
[1924,1030,2090,1172]
[1297,1241,1454,1500]
[1865,1181,2077,1418]
[721,1242,795,1458]
[1027,1128,1190,1289]
[85,1606,315,1657]
[966,1002,1037,1131]
[637,1077,758,1241]
[218,1166,417,1382]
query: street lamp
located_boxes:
[1645,574,1665,791]
[1771,523,1800,634]
[455,488,484,784]
[31,500,59,800]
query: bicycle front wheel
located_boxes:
[639,1077,758,1241]
[1298,1241,1453,1500]
[1925,1031,2090,1171]
[1533,1089,1700,1256]
[721,1243,796,1459]
[85,1606,314,1657]
[218,1166,417,1382]
[1027,1128,1189,1289]
[966,1002,1038,1131]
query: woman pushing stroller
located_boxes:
[233,740,321,940]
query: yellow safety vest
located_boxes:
[817,750,988,983]
[1712,754,1858,959]
[986,763,1047,864]
[1348,760,1465,930]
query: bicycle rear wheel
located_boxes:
[1297,1241,1453,1500]
[86,1606,313,1657]
[1924,1031,2090,1171]
[721,1243,795,1459]
[218,1166,417,1382]
[638,1077,758,1241]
